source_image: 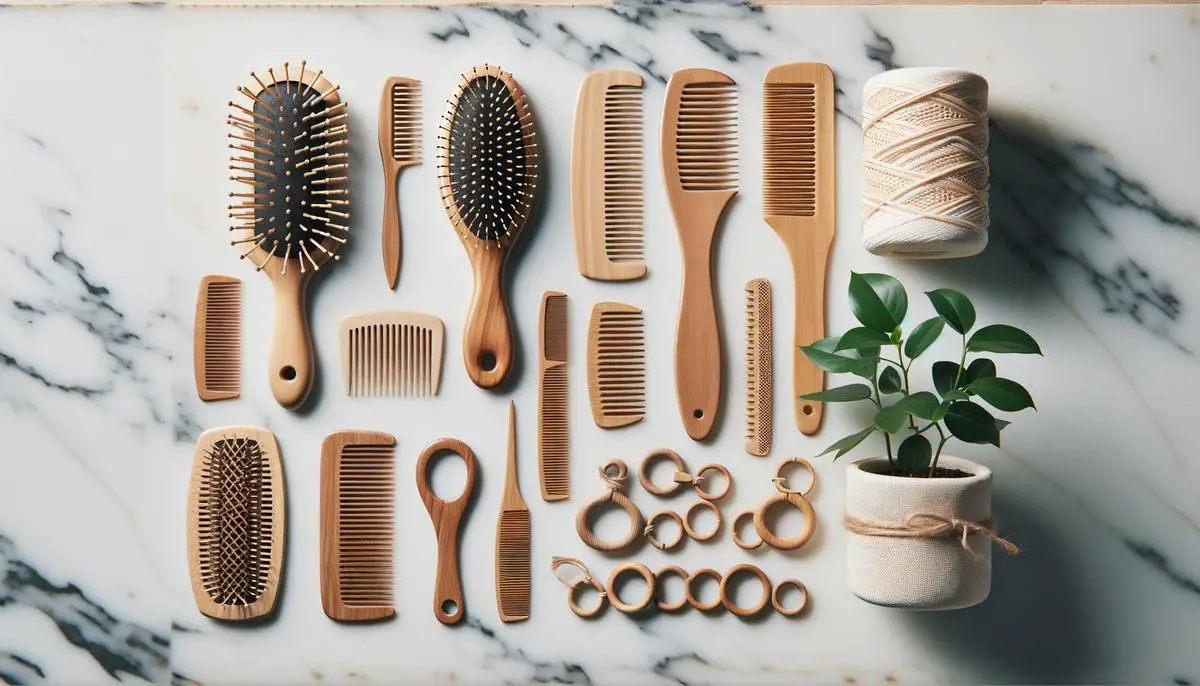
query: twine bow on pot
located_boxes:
[843,512,1021,560]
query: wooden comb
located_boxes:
[378,77,421,290]
[320,430,396,622]
[745,279,773,457]
[571,69,647,282]
[339,311,444,397]
[187,426,285,621]
[496,401,531,622]
[763,62,836,435]
[538,291,569,501]
[194,275,241,401]
[587,302,645,429]
[662,68,738,441]
[416,437,478,625]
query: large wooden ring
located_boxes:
[683,499,723,542]
[685,567,723,612]
[753,491,816,550]
[607,562,655,614]
[731,509,763,550]
[720,564,772,618]
[654,565,690,612]
[577,459,644,552]
[638,449,687,497]
[771,578,809,617]
[693,463,732,501]
[774,457,817,496]
[645,510,685,551]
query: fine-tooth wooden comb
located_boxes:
[378,77,421,290]
[437,64,538,389]
[338,311,445,397]
[587,302,645,429]
[764,62,836,435]
[497,401,531,622]
[188,426,285,621]
[571,69,647,282]
[745,279,773,457]
[662,68,738,441]
[538,291,569,501]
[320,430,396,622]
[228,61,349,409]
[194,275,241,401]
[416,438,478,625]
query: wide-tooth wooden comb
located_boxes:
[378,77,421,290]
[320,430,395,622]
[662,68,738,441]
[194,275,241,401]
[538,291,569,501]
[338,311,444,397]
[763,62,836,435]
[187,426,285,621]
[496,401,531,622]
[745,279,773,457]
[571,69,647,282]
[416,437,478,625]
[587,302,645,429]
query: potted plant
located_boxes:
[800,272,1039,610]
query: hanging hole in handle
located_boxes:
[279,365,297,381]
[479,351,497,372]
[802,404,814,416]
[693,408,704,419]
[440,599,459,617]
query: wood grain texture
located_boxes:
[194,275,241,401]
[538,291,570,501]
[586,302,645,429]
[415,437,478,625]
[496,401,531,622]
[339,310,444,396]
[377,76,421,290]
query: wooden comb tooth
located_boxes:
[538,291,569,502]
[745,279,774,457]
[675,81,738,192]
[587,302,645,429]
[194,275,242,401]
[339,311,444,398]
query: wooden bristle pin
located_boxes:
[538,291,570,501]
[194,275,242,401]
[338,311,445,397]
[586,302,645,429]
[745,279,773,456]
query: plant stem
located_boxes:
[884,432,895,473]
[895,343,917,431]
[878,357,905,371]
[869,360,895,471]
[951,334,968,389]
[929,423,949,477]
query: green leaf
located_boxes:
[933,361,961,395]
[800,341,877,378]
[817,426,877,460]
[944,401,1001,446]
[943,389,969,402]
[904,317,944,359]
[967,325,1043,355]
[801,384,873,403]
[878,366,902,394]
[932,400,951,422]
[891,391,940,420]
[926,288,976,334]
[968,377,1036,412]
[849,272,907,334]
[897,434,933,473]
[965,358,996,383]
[890,326,903,345]
[834,327,892,351]
[874,406,908,433]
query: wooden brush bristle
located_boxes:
[675,82,737,192]
[390,80,421,164]
[539,291,569,501]
[587,302,645,428]
[195,275,241,401]
[339,311,445,397]
[764,81,819,217]
[745,279,774,457]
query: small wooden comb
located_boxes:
[194,275,241,401]
[745,279,773,457]
[496,401,531,622]
[339,311,445,397]
[587,302,645,429]
[320,430,396,622]
[378,76,421,290]
[538,291,569,501]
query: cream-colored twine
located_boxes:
[550,556,606,597]
[844,513,1020,561]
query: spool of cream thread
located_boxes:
[861,67,990,259]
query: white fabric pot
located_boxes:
[845,455,993,610]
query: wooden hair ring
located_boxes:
[654,565,690,612]
[772,578,809,617]
[719,564,772,618]
[683,499,722,542]
[645,510,685,551]
[685,567,723,612]
[691,463,732,501]
[551,556,607,619]
[773,457,817,496]
[607,562,655,614]
[576,459,645,552]
[753,490,816,550]
[731,509,763,550]
[638,448,687,497]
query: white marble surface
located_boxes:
[2,3,1200,684]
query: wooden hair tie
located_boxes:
[654,565,690,612]
[644,510,685,551]
[683,499,723,542]
[550,556,607,619]
[731,509,763,550]
[685,567,723,612]
[772,578,809,617]
[607,562,655,614]
[772,457,817,496]
[753,458,817,550]
[576,459,645,552]
[719,564,772,618]
[638,450,733,501]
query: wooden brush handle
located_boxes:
[675,239,721,440]
[381,168,402,290]
[463,248,512,389]
[268,273,314,409]
[432,524,465,624]
[416,438,477,626]
[787,234,832,435]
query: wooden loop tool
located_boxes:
[607,562,656,614]
[719,564,772,618]
[638,449,732,501]
[753,457,817,551]
[654,566,690,612]
[551,556,608,619]
[416,438,478,625]
[732,509,763,550]
[772,578,809,617]
[686,567,723,612]
[644,510,685,551]
[576,460,645,552]
[684,500,723,542]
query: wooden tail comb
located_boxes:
[339,311,445,397]
[194,275,241,401]
[745,279,773,457]
[587,302,645,429]
[539,291,569,501]
[496,402,531,622]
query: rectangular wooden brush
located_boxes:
[497,401,531,622]
[745,279,773,457]
[339,311,444,397]
[194,275,241,401]
[378,77,421,290]
[538,291,569,502]
[587,301,645,428]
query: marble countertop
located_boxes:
[2,3,1199,684]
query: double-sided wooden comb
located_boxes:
[571,69,647,281]
[194,275,241,401]
[377,77,421,290]
[763,62,836,435]
[745,279,773,457]
[496,401,531,622]
[587,302,645,429]
[339,311,444,397]
[662,68,738,441]
[320,430,396,622]
[538,291,569,501]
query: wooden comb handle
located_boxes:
[416,438,477,625]
[463,248,512,389]
[381,167,402,290]
[675,237,721,440]
[786,231,832,435]
[268,272,314,409]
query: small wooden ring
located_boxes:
[772,578,809,617]
[685,567,723,612]
[753,491,816,550]
[600,458,630,484]
[731,509,763,550]
[774,457,817,496]
[576,489,645,552]
[693,463,732,501]
[654,565,690,612]
[638,449,687,497]
[683,499,723,542]
[568,575,608,619]
[719,564,772,618]
[645,510,685,551]
[607,562,655,614]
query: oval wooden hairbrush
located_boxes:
[227,61,349,409]
[437,64,538,389]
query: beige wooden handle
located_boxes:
[382,170,401,290]
[790,238,831,435]
[464,249,512,389]
[268,275,313,409]
[433,525,465,624]
[675,240,720,440]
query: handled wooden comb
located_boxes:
[339,311,444,397]
[496,401,531,622]
[377,77,421,290]
[416,437,478,625]
[587,302,645,429]
[745,279,773,457]
[194,275,241,401]
[571,69,647,282]
[662,68,738,441]
[538,291,569,501]
[763,62,836,435]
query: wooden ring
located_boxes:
[774,457,817,496]
[600,458,630,484]
[638,449,687,497]
[654,565,690,612]
[576,489,645,552]
[719,564,772,618]
[731,509,763,550]
[753,491,816,550]
[693,463,732,501]
[645,510,685,551]
[683,499,722,542]
[772,578,809,617]
[568,575,608,619]
[685,567,723,612]
[607,562,655,614]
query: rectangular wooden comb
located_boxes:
[587,301,645,428]
[497,401,531,622]
[320,430,396,622]
[763,62,836,435]
[571,69,647,282]
[193,275,241,401]
[378,77,421,290]
[745,279,773,457]
[339,311,444,397]
[538,291,569,502]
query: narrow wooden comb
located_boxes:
[763,62,836,435]
[745,279,773,457]
[571,69,647,282]
[538,291,569,501]
[320,430,396,622]
[187,426,285,621]
[194,275,241,401]
[497,401,531,622]
[378,77,421,290]
[587,302,645,429]
[339,311,444,397]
